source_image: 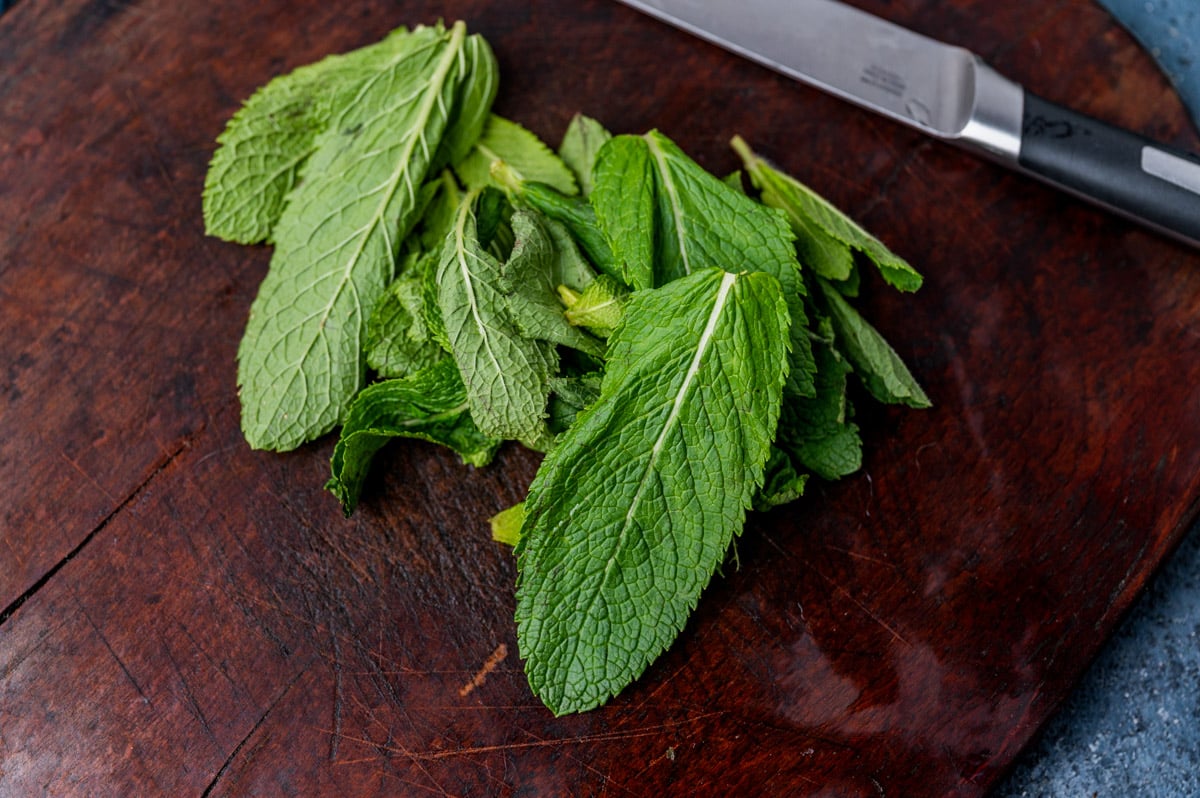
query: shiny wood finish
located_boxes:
[2,1,1198,794]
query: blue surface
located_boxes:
[1098,0,1200,131]
[994,522,1200,796]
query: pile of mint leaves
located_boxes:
[202,21,929,716]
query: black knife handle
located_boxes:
[1018,92,1200,247]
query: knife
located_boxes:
[616,0,1200,249]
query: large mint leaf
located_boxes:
[733,136,923,292]
[237,23,496,450]
[326,358,499,515]
[202,27,414,244]
[455,115,578,195]
[437,192,557,443]
[515,268,790,714]
[591,131,815,393]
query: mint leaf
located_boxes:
[754,447,809,511]
[733,136,923,292]
[538,212,597,293]
[433,34,499,170]
[326,358,499,515]
[817,277,931,408]
[456,115,578,194]
[202,27,415,244]
[416,170,466,253]
[546,372,602,434]
[500,210,605,357]
[364,255,445,378]
[490,502,526,546]
[437,191,557,442]
[236,23,496,450]
[558,114,613,196]
[515,268,791,714]
[777,338,863,479]
[490,161,623,284]
[473,185,515,260]
[591,131,815,394]
[645,130,796,286]
[589,135,655,290]
[562,274,628,338]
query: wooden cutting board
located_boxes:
[3,1,1199,794]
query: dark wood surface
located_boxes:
[3,0,1200,795]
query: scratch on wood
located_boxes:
[161,634,217,744]
[822,543,897,570]
[805,563,910,647]
[199,666,308,798]
[77,600,152,706]
[329,620,344,762]
[1,438,191,629]
[0,618,68,681]
[830,581,910,647]
[457,644,508,698]
[332,712,726,763]
[59,450,119,504]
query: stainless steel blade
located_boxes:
[616,0,1024,160]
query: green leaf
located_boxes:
[416,170,466,253]
[456,115,579,195]
[546,372,602,434]
[733,136,923,292]
[326,358,500,515]
[499,210,605,357]
[491,502,526,546]
[558,114,613,196]
[753,447,809,511]
[432,34,500,170]
[539,213,597,293]
[364,256,445,378]
[202,27,415,244]
[589,136,655,290]
[590,130,815,394]
[515,268,791,714]
[237,23,495,450]
[437,191,558,442]
[491,161,623,284]
[562,274,629,338]
[474,186,515,260]
[777,339,863,480]
[817,278,931,408]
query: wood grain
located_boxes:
[2,0,1199,795]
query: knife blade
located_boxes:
[616,0,1200,249]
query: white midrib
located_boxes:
[602,271,738,582]
[645,134,692,275]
